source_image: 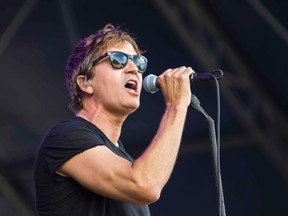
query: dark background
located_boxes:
[1,0,288,215]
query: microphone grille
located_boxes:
[143,74,159,93]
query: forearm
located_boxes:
[132,103,188,193]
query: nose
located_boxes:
[126,59,138,74]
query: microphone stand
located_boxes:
[190,94,226,216]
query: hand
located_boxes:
[158,66,194,108]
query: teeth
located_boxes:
[125,80,137,90]
[127,81,136,85]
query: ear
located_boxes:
[76,75,94,94]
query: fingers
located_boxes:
[163,66,194,78]
[159,66,194,107]
[161,66,194,86]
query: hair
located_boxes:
[65,23,142,113]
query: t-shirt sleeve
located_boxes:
[42,121,104,176]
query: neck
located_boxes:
[77,106,127,146]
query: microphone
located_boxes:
[143,69,223,93]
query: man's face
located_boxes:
[89,41,143,115]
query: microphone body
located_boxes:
[143,70,223,93]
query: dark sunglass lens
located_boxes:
[133,56,147,73]
[110,52,127,69]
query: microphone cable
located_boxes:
[213,70,226,216]
[190,69,226,216]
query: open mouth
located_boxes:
[125,80,137,91]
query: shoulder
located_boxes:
[37,117,106,172]
[50,117,92,133]
[41,117,105,150]
[46,117,102,138]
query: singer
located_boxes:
[33,23,194,216]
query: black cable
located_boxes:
[212,70,226,216]
[190,69,226,216]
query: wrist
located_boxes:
[165,102,188,113]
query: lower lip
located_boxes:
[125,88,139,96]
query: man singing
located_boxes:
[34,23,194,215]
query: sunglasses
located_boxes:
[92,51,148,73]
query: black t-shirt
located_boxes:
[33,117,150,216]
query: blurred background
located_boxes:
[1,0,288,215]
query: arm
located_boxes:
[57,66,193,205]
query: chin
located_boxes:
[126,102,140,114]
